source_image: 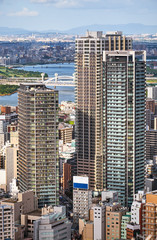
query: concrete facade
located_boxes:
[34,212,71,240]
[93,205,105,240]
[73,189,92,224]
[0,205,14,240]
[18,83,59,208]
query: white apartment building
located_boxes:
[147,86,157,100]
[131,191,145,225]
[93,205,105,240]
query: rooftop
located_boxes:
[27,209,42,217]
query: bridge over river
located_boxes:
[0,73,75,87]
[0,73,156,87]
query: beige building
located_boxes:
[21,209,42,239]
[79,219,94,240]
[105,203,127,240]
[10,131,18,146]
[5,145,18,191]
[0,204,14,240]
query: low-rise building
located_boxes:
[142,191,157,240]
[105,203,128,240]
[34,210,71,240]
[59,123,73,144]
[0,204,14,240]
[79,219,94,240]
[121,212,131,239]
[93,204,105,240]
[126,222,140,239]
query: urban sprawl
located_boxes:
[0,31,157,240]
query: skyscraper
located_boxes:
[75,31,132,191]
[103,50,146,206]
[18,83,59,208]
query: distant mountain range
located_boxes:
[0,23,157,36]
[0,27,33,35]
[65,23,157,35]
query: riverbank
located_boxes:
[13,61,74,67]
[0,90,18,96]
[0,65,48,78]
[0,63,75,106]
[0,85,19,96]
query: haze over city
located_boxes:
[0,0,157,31]
[0,0,157,239]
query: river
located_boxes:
[0,63,75,106]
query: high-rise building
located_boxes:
[18,83,59,208]
[103,50,146,206]
[75,31,132,191]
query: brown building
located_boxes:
[142,191,157,240]
[0,154,5,169]
[146,129,157,160]
[63,162,71,191]
[1,106,11,114]
[105,204,127,240]
[146,99,155,114]
[126,223,140,239]
[7,122,18,133]
[59,124,73,144]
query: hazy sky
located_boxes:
[0,0,157,30]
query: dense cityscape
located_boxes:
[0,28,157,240]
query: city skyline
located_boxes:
[0,0,156,31]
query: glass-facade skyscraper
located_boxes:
[18,83,59,208]
[103,51,146,206]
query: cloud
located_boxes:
[30,0,134,8]
[30,0,157,9]
[8,8,39,17]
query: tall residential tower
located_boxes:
[103,51,146,205]
[75,31,132,191]
[18,83,59,208]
